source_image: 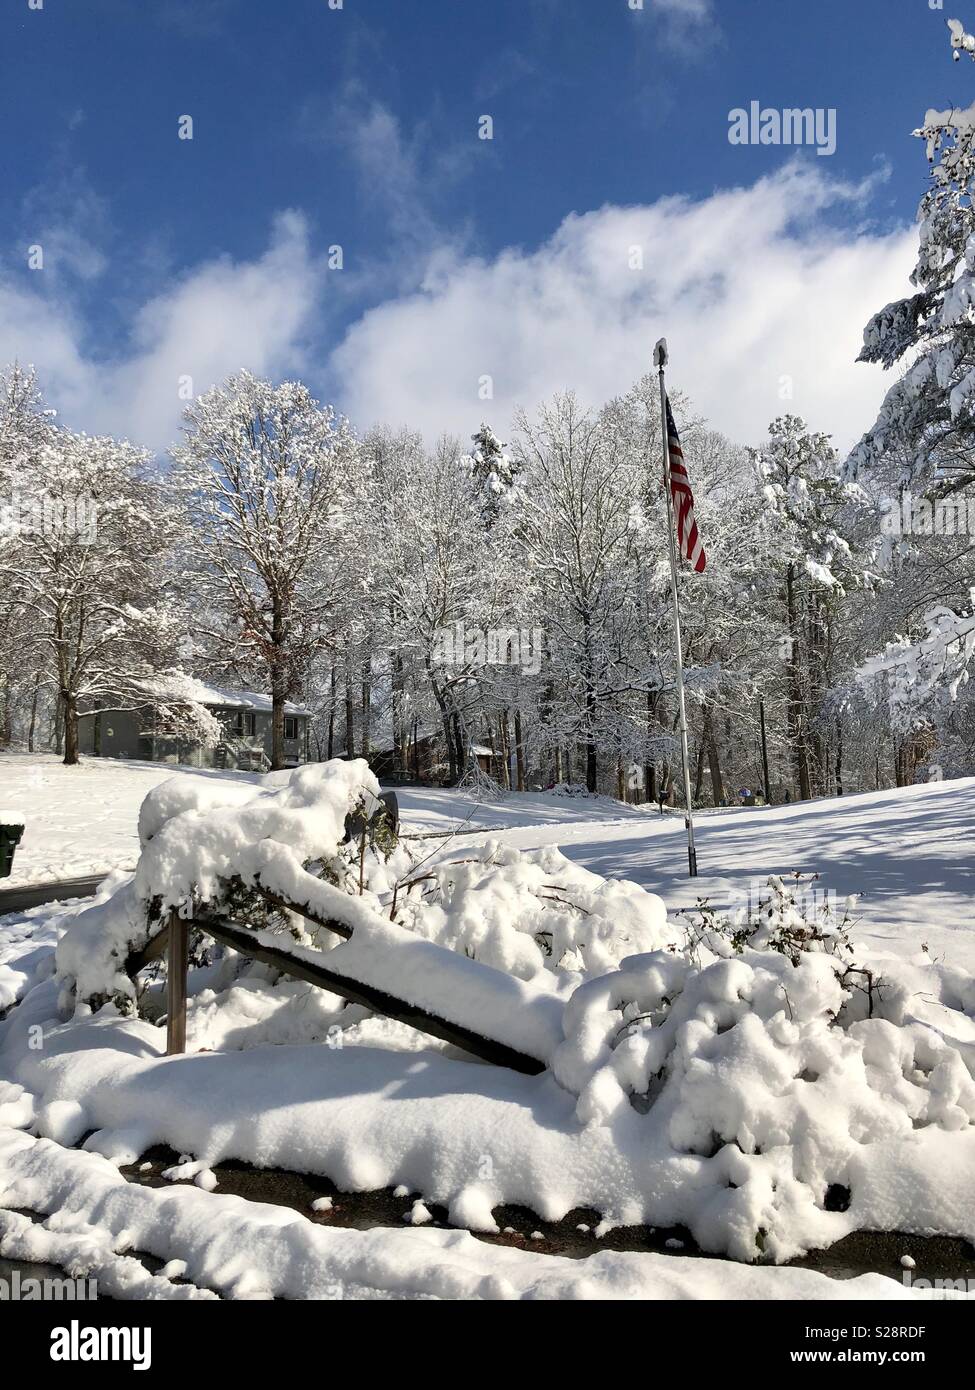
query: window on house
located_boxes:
[284,715,299,741]
[245,712,257,738]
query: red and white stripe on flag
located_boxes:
[665,396,706,573]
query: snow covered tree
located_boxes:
[512,393,653,793]
[173,372,364,769]
[850,17,975,496]
[750,416,870,799]
[842,19,975,782]
[465,424,521,527]
[0,364,58,747]
[363,426,521,785]
[0,425,207,764]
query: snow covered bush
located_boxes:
[37,776,975,1264]
[549,878,975,1261]
[57,757,674,1014]
[681,872,859,967]
[390,840,670,981]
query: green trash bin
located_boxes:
[0,824,24,879]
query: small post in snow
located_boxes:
[654,337,698,877]
[166,909,189,1055]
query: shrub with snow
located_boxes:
[390,839,669,981]
[56,759,394,1011]
[551,877,975,1260]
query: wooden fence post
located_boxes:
[166,910,189,1056]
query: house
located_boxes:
[77,686,312,771]
[369,727,495,784]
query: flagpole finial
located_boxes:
[653,338,669,369]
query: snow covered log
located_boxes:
[190,913,557,1074]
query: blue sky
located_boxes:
[0,0,967,452]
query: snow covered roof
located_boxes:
[135,673,311,717]
[193,685,312,717]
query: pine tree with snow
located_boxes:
[850,18,975,495]
[465,423,521,527]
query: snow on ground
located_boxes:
[0,753,261,886]
[422,778,975,975]
[393,782,651,833]
[0,1129,954,1301]
[1,757,974,1298]
[0,902,69,1013]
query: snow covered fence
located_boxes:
[188,913,557,1073]
[57,759,567,1071]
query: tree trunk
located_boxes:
[391,650,404,775]
[269,603,286,771]
[436,700,456,784]
[28,673,39,753]
[0,672,10,748]
[360,659,372,760]
[62,691,80,766]
[344,656,355,760]
[759,699,771,803]
[644,688,659,807]
[498,711,512,790]
[785,565,812,800]
[703,707,725,805]
[451,710,468,780]
[327,666,336,760]
[583,685,599,793]
[514,709,526,791]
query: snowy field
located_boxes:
[427,779,975,975]
[0,753,262,886]
[0,756,973,1301]
[4,752,973,979]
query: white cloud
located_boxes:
[652,0,712,17]
[329,162,917,455]
[0,211,324,449]
[641,0,719,51]
[0,163,918,461]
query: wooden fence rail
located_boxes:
[133,888,549,1076]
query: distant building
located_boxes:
[368,726,495,783]
[77,686,312,771]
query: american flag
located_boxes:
[665,396,706,574]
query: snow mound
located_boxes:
[551,903,975,1261]
[133,758,379,908]
[392,839,670,981]
[57,760,383,1007]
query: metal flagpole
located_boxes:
[653,337,698,877]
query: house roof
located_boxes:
[193,685,312,717]
[135,673,311,717]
